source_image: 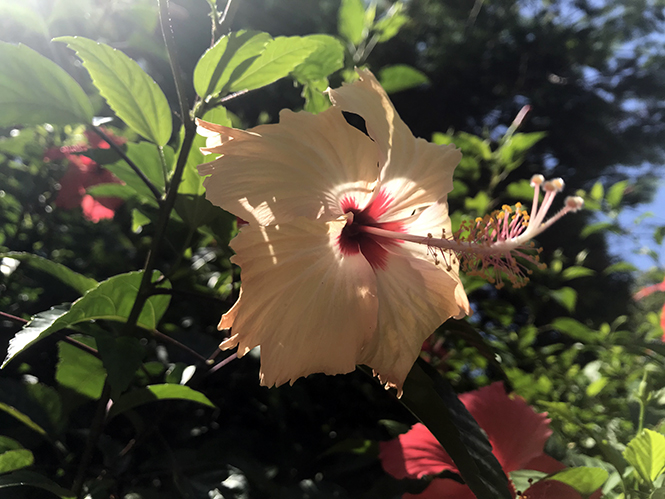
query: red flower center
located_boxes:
[338,189,404,270]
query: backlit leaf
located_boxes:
[292,35,345,83]
[228,36,318,92]
[0,42,93,126]
[54,36,172,146]
[193,30,271,98]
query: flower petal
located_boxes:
[197,108,379,226]
[219,217,379,387]
[379,423,457,479]
[327,69,461,221]
[360,246,466,392]
[460,382,552,473]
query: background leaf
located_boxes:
[548,467,608,494]
[338,0,366,45]
[378,64,430,94]
[0,449,34,474]
[108,384,215,419]
[56,339,106,399]
[0,470,74,498]
[623,429,665,484]
[0,42,93,127]
[0,252,97,295]
[54,36,172,146]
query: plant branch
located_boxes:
[152,329,208,363]
[219,0,239,34]
[91,126,163,206]
[158,0,191,128]
[72,381,111,498]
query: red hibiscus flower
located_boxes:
[48,129,125,223]
[634,277,665,339]
[380,382,599,499]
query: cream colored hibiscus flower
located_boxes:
[197,69,469,393]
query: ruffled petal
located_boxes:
[460,383,552,473]
[360,246,465,393]
[219,217,378,387]
[327,69,461,221]
[379,423,456,479]
[197,108,378,226]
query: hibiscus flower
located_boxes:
[47,129,124,223]
[197,69,471,392]
[380,382,599,499]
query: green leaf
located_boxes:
[655,225,665,246]
[108,384,215,420]
[551,317,596,343]
[465,191,491,214]
[589,181,604,201]
[301,78,331,114]
[604,262,637,274]
[95,332,145,394]
[176,107,232,228]
[510,470,547,496]
[0,42,93,127]
[378,64,430,94]
[104,142,173,204]
[580,221,615,238]
[606,180,628,209]
[0,4,48,36]
[228,36,318,92]
[373,2,409,42]
[624,429,665,484]
[87,183,139,202]
[548,467,608,495]
[0,449,34,473]
[506,179,536,201]
[2,271,171,368]
[561,266,596,280]
[292,35,345,83]
[0,437,22,453]
[54,36,172,146]
[0,403,47,436]
[0,252,97,295]
[193,30,271,98]
[338,0,366,45]
[56,339,106,399]
[0,470,74,498]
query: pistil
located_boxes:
[359,175,584,288]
